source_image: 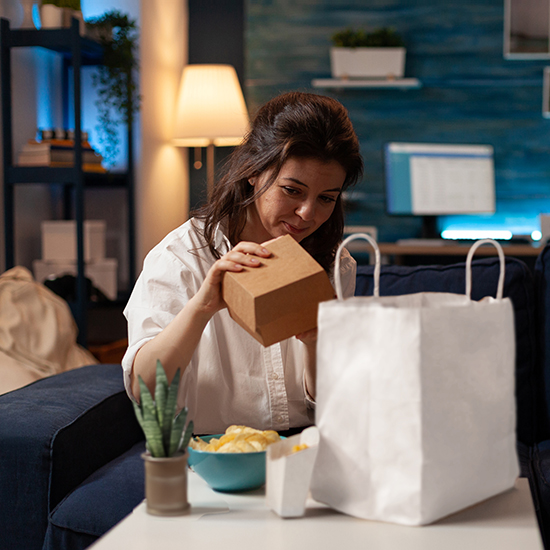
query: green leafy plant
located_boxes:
[133,360,194,458]
[85,10,140,167]
[42,0,81,9]
[332,27,405,48]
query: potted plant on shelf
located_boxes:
[330,27,406,80]
[85,10,140,167]
[133,360,194,516]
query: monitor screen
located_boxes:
[384,143,496,216]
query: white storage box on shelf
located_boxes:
[33,258,118,301]
[41,220,106,262]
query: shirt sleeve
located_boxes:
[333,247,357,298]
[121,246,201,401]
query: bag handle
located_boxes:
[335,233,381,300]
[465,238,505,300]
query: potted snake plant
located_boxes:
[330,27,406,80]
[133,360,194,516]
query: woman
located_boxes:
[122,91,363,435]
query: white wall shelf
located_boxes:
[311,77,422,89]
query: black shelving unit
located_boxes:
[1,17,135,346]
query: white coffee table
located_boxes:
[91,472,543,550]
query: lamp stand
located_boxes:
[206,143,215,198]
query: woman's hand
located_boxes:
[192,241,272,316]
[295,327,318,347]
[132,241,271,399]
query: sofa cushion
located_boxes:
[43,441,146,550]
[355,256,540,445]
[535,244,550,440]
[524,439,550,548]
[0,364,143,550]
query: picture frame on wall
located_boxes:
[504,0,550,58]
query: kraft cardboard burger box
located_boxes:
[222,235,335,347]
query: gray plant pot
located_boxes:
[142,452,190,516]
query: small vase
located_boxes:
[19,0,36,29]
[40,4,63,28]
[142,452,190,516]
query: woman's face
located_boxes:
[243,157,346,244]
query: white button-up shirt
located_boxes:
[122,219,356,435]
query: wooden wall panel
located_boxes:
[246,0,550,240]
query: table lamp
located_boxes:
[173,64,249,195]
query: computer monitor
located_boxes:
[384,142,496,237]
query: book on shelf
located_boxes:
[23,138,95,150]
[16,139,105,171]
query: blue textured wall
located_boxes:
[246,0,550,241]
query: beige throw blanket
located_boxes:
[0,266,97,395]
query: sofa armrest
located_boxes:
[0,363,143,550]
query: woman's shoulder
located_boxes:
[145,219,198,258]
[338,246,357,271]
[144,218,228,265]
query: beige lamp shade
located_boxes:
[173,64,249,147]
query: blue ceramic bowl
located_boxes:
[187,434,268,492]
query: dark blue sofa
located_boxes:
[2,243,550,550]
[0,364,145,550]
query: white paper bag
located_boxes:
[310,235,519,526]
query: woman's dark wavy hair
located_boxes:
[193,91,363,273]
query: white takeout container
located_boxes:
[266,426,320,518]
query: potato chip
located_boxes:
[190,425,281,453]
[189,437,210,451]
[218,432,238,445]
[226,425,259,435]
[225,425,246,433]
[218,440,255,453]
[262,430,280,444]
[207,437,223,451]
[291,443,309,453]
[245,433,269,451]
[235,439,257,452]
[217,442,240,453]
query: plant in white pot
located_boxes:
[330,27,406,80]
[40,0,84,32]
[133,360,194,516]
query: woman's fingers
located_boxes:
[295,327,318,346]
[205,243,272,284]
[231,242,272,257]
[219,242,272,271]
[195,242,272,314]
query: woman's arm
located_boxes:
[130,242,272,399]
[296,329,317,400]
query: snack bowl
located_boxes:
[187,434,267,492]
